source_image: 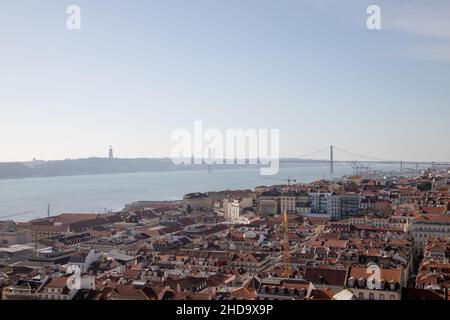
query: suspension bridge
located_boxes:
[283,145,450,176]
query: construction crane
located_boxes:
[282,209,292,278]
[287,176,297,186]
[262,176,297,186]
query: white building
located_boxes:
[227,199,242,223]
[225,198,253,223]
[67,249,102,273]
[327,194,341,219]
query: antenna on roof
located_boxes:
[47,204,50,220]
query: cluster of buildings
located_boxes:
[1,167,450,300]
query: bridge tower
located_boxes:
[330,145,334,175]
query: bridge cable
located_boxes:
[333,146,396,162]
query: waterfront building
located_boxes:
[183,193,214,212]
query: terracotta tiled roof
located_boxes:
[230,287,257,299]
[304,267,347,287]
[109,284,156,300]
[422,206,448,215]
[348,265,402,283]
[42,277,69,289]
[416,214,450,223]
[54,213,101,224]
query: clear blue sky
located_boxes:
[0,0,449,162]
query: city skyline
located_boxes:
[12,144,450,164]
[1,0,450,162]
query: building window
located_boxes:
[358,292,364,300]
[369,293,374,300]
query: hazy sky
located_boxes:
[1,0,449,162]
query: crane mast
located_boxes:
[282,209,291,278]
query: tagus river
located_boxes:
[0,163,408,221]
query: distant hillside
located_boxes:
[0,157,327,180]
[0,158,178,180]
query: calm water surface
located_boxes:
[0,163,408,221]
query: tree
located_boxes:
[417,182,432,191]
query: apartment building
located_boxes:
[258,190,281,215]
[339,194,361,217]
[346,264,403,300]
[226,199,242,223]
[279,192,311,215]
[309,192,331,215]
[3,277,78,300]
[327,194,341,219]
[257,278,315,300]
[412,215,450,255]
[258,191,311,215]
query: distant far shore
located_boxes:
[0,157,334,180]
